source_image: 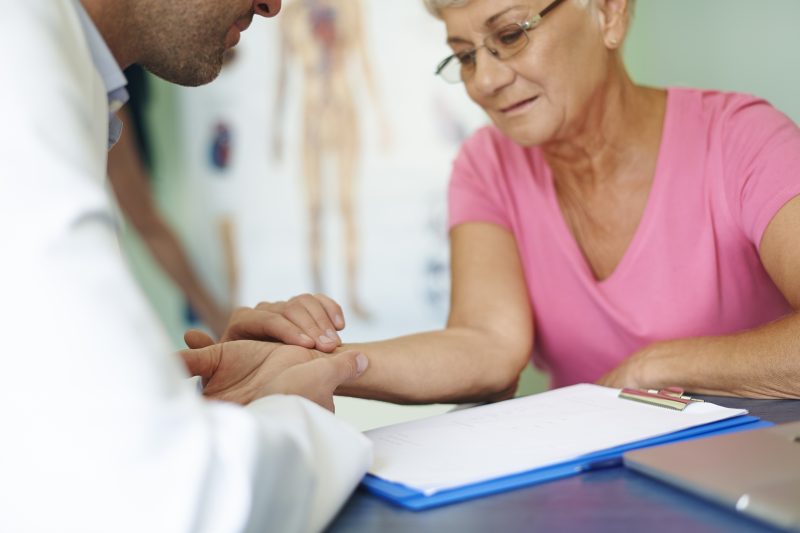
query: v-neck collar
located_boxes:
[543,88,675,286]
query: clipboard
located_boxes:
[360,386,769,511]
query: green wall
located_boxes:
[624,0,800,123]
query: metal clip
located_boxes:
[618,387,704,411]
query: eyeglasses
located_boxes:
[435,0,567,84]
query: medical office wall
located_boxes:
[122,1,800,411]
[624,0,800,124]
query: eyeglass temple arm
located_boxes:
[540,0,568,18]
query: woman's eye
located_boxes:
[456,51,476,66]
[497,28,525,46]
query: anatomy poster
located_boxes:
[174,0,485,341]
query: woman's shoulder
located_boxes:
[452,124,546,191]
[666,88,800,247]
[462,124,518,150]
[665,87,799,163]
[669,87,791,130]
[670,86,766,107]
[457,124,538,167]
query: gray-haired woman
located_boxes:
[199,0,800,403]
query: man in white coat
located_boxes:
[0,0,372,531]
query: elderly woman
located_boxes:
[187,0,800,403]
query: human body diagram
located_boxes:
[273,0,389,320]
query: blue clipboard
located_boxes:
[360,415,771,511]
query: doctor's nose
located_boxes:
[253,0,281,18]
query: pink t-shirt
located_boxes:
[448,88,800,388]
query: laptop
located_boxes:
[624,421,800,531]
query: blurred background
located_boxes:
[119,0,800,430]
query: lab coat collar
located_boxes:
[72,0,129,148]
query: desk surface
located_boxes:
[327,396,800,533]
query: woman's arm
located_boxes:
[333,222,535,404]
[599,195,800,398]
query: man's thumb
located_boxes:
[178,344,220,379]
[327,351,369,384]
[184,329,216,349]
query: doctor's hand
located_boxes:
[180,340,368,411]
[185,294,346,353]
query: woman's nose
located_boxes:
[471,48,515,96]
[253,0,281,17]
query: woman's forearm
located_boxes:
[334,327,532,404]
[638,312,800,398]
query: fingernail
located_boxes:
[299,333,313,344]
[326,329,341,343]
[335,315,345,329]
[355,353,368,374]
[319,335,335,345]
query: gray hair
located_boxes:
[423,0,634,19]
[422,0,469,19]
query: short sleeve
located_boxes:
[447,127,513,231]
[721,95,800,248]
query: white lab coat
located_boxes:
[0,1,372,532]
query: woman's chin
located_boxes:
[498,125,552,147]
[490,112,555,147]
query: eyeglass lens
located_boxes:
[440,23,531,83]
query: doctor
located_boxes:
[0,1,371,532]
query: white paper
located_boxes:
[365,384,747,495]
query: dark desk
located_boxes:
[328,397,800,533]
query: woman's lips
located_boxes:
[500,96,539,114]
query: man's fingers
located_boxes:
[260,313,318,348]
[314,293,345,330]
[222,308,264,341]
[178,345,220,379]
[282,303,339,352]
[287,294,342,346]
[184,329,215,349]
[220,298,345,352]
[225,308,316,348]
[298,294,341,343]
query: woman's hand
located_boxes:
[596,344,661,389]
[186,294,346,353]
[180,339,367,410]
